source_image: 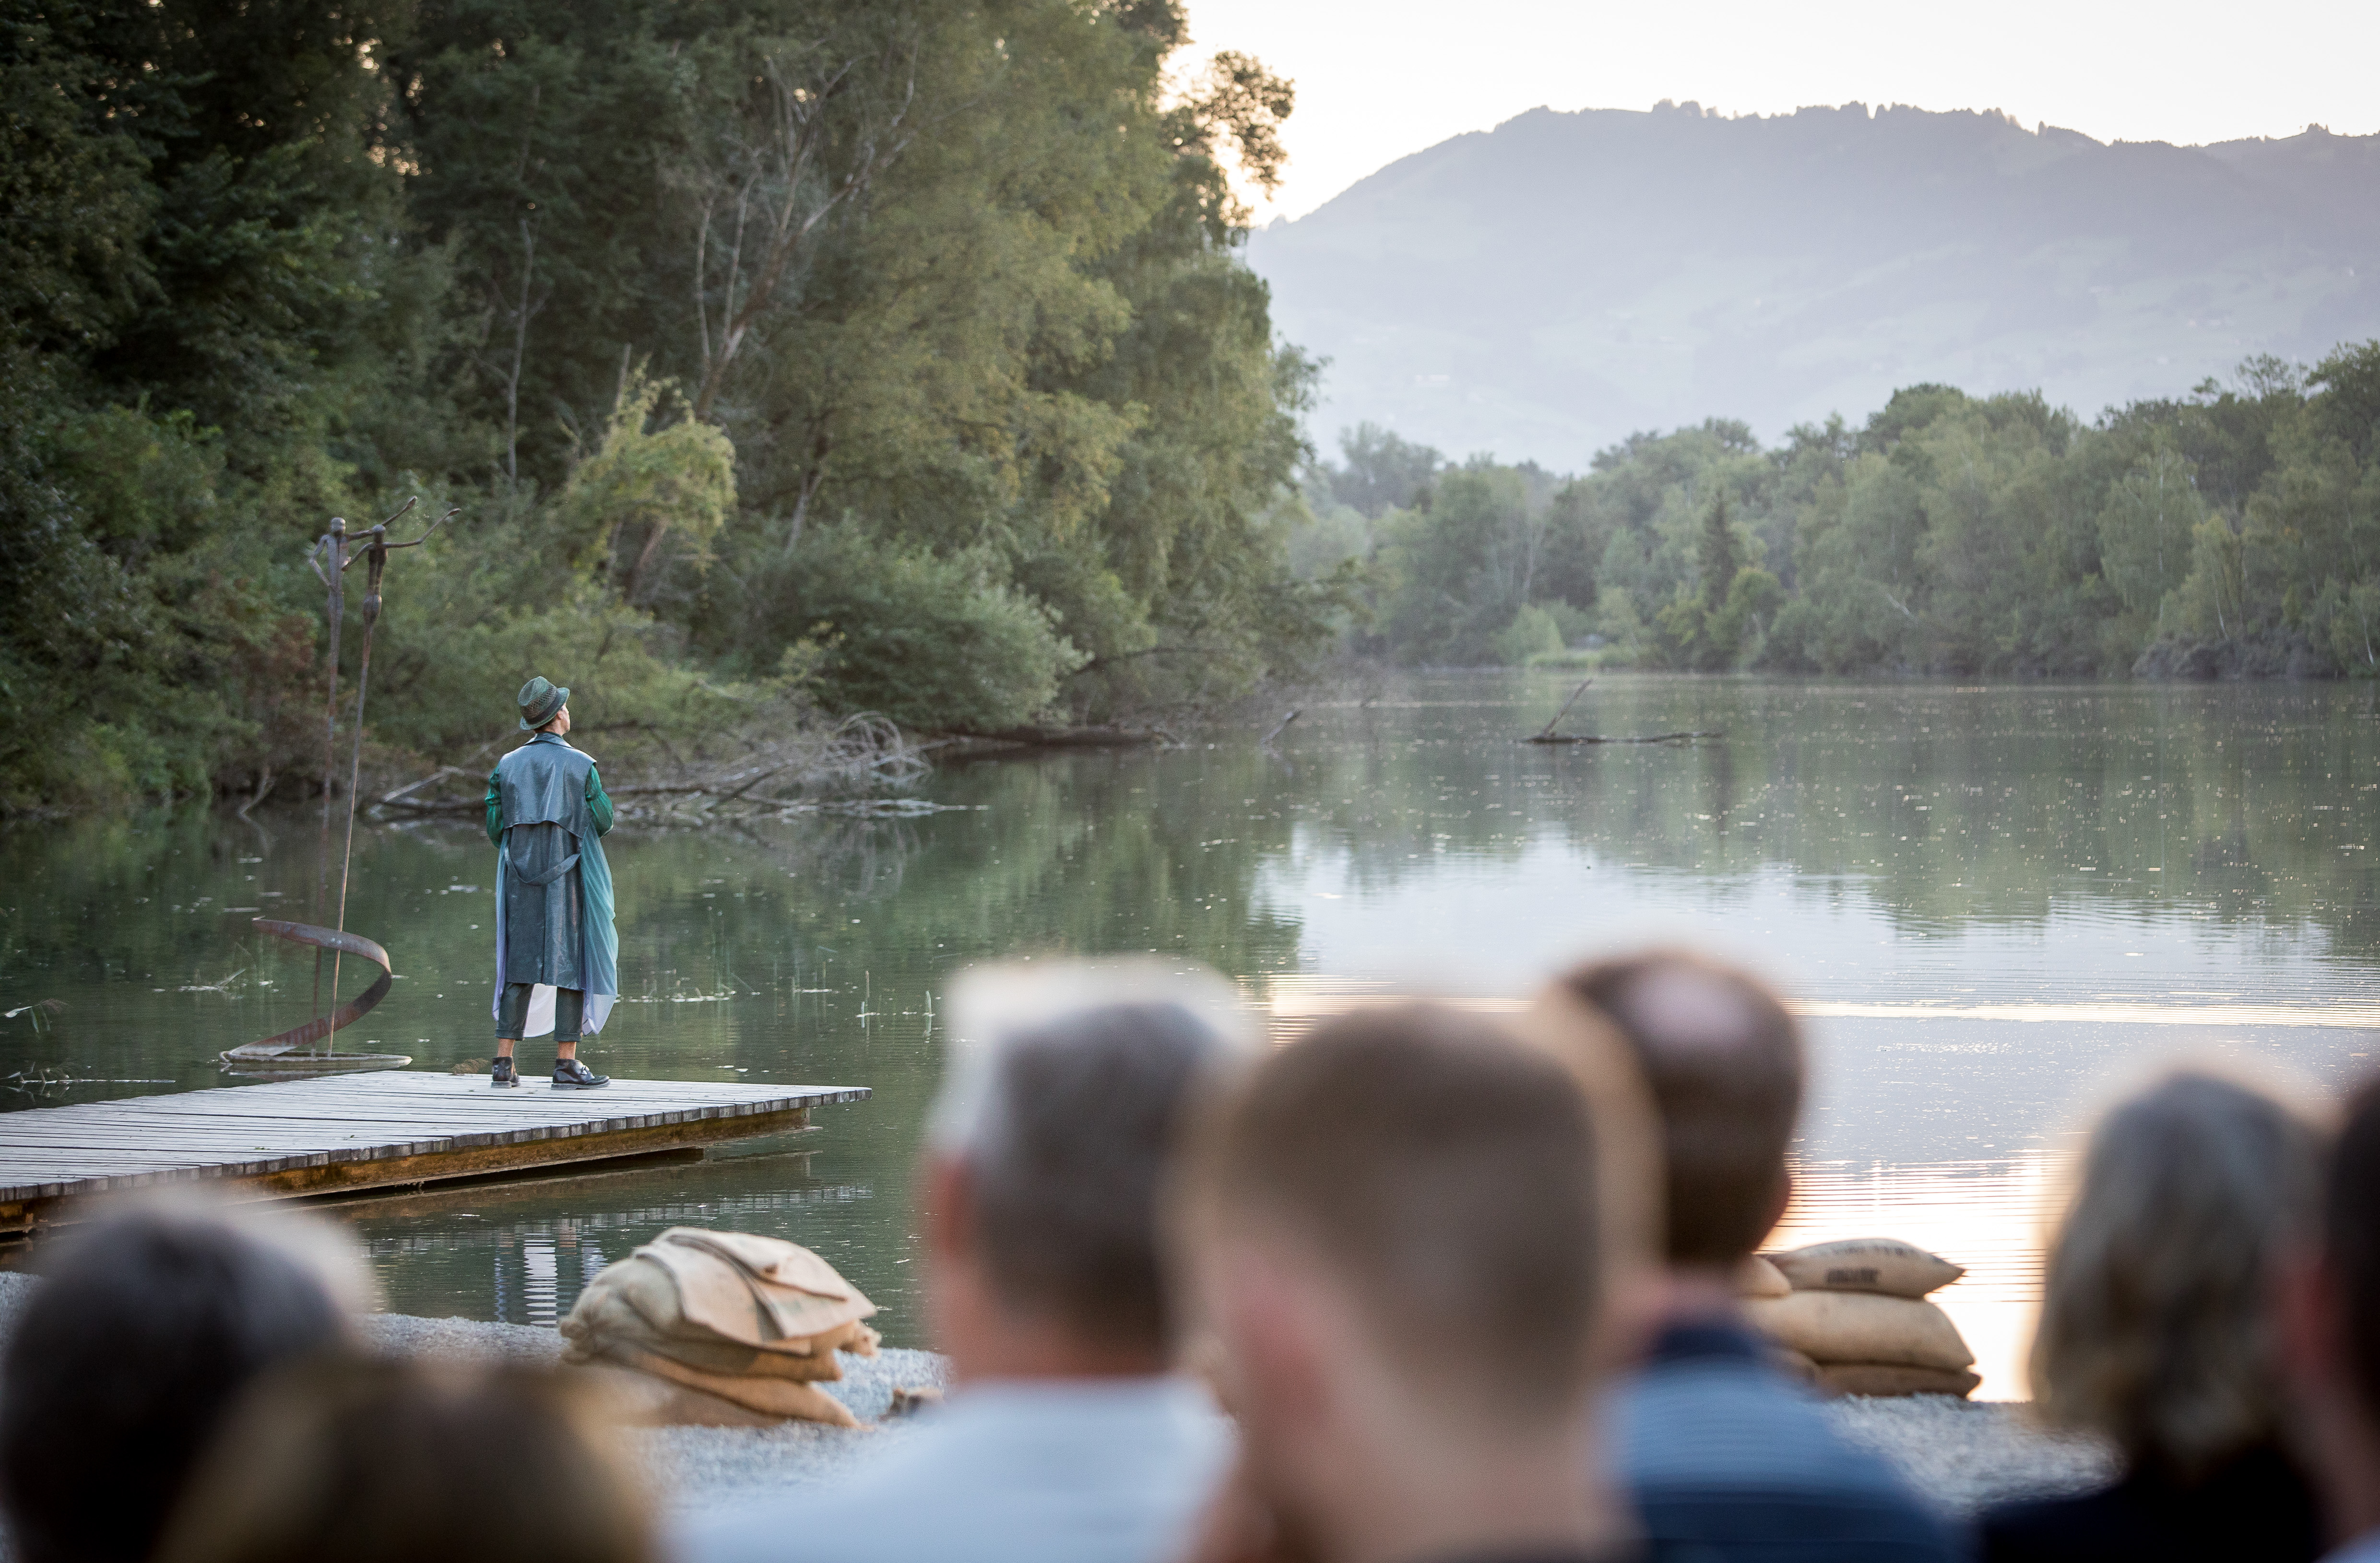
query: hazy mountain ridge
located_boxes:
[1249,102,2380,466]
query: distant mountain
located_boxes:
[1247,103,2380,467]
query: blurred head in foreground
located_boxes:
[2034,1068,2326,1479]
[2284,1072,2380,1544]
[0,1199,362,1563]
[1173,1004,1626,1563]
[1557,950,1801,1281]
[926,957,1257,1377]
[156,1356,653,1563]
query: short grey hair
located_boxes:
[929,959,1256,1349]
[2031,1068,2328,1476]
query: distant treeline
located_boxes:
[1298,344,2380,678]
[1,0,1335,813]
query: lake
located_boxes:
[6,671,2378,1398]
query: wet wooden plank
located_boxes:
[0,1074,868,1228]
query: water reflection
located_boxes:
[5,674,2378,1393]
[343,1150,882,1325]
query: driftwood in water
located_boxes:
[374,713,931,822]
[1537,680,1593,739]
[949,724,1179,752]
[1525,730,1722,746]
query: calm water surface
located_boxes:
[7,672,2380,1397]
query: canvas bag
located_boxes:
[640,1227,877,1345]
[1741,1290,1975,1372]
[1737,1255,1792,1298]
[1812,1363,1981,1398]
[1769,1237,1965,1298]
[561,1270,876,1381]
[600,1343,861,1426]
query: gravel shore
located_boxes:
[0,1272,2109,1519]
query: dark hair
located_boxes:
[1185,1004,1603,1422]
[972,1002,1230,1352]
[1560,951,1801,1266]
[155,1356,654,1563]
[0,1207,349,1563]
[2329,1074,2380,1421]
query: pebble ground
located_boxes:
[0,1273,2108,1523]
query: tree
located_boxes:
[1655,492,1775,670]
[2097,444,2205,627]
[1326,423,1441,518]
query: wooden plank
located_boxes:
[0,1073,867,1228]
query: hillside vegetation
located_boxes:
[1,0,1337,813]
[1252,102,2380,466]
[1297,343,2380,678]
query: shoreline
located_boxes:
[0,1274,2108,1518]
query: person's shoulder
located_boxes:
[678,1489,857,1563]
[671,1434,984,1563]
[1619,1365,1959,1562]
[1975,1482,2129,1562]
[1614,1355,1938,1506]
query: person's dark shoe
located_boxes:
[551,1057,609,1089]
[491,1056,517,1089]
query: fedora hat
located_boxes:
[517,675,570,731]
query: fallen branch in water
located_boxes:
[1537,680,1593,740]
[944,724,1180,752]
[375,711,931,819]
[379,766,467,807]
[1523,730,1722,746]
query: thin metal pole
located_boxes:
[297,498,442,1056]
[329,531,389,1049]
[312,518,348,1021]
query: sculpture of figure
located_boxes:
[485,676,618,1088]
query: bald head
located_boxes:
[1558,952,1802,1268]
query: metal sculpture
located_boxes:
[226,500,454,1068]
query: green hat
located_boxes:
[517,675,569,731]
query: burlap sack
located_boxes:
[1741,1291,1974,1372]
[1813,1363,1981,1399]
[598,1343,861,1427]
[647,1320,880,1380]
[1769,1238,1964,1299]
[1737,1255,1792,1299]
[568,1363,790,1429]
[562,1238,882,1385]
[560,1259,694,1361]
[641,1229,876,1345]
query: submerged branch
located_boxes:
[375,711,932,825]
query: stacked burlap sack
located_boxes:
[1738,1238,1978,1398]
[560,1227,881,1427]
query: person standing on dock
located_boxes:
[486,676,617,1089]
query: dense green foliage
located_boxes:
[1,0,1327,812]
[1302,347,2380,677]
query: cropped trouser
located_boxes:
[496,983,583,1044]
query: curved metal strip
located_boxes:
[223,919,394,1059]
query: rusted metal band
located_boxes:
[225,919,393,1059]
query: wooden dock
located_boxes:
[0,1073,869,1235]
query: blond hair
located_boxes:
[2030,1068,2327,1475]
[1179,1003,1607,1426]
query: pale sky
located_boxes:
[1186,0,2380,222]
